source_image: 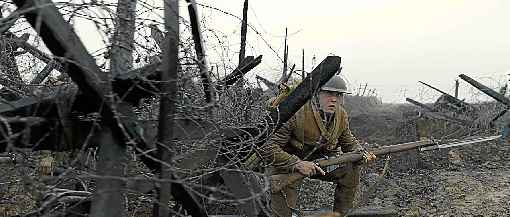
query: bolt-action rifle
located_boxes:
[271,135,501,193]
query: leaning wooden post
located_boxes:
[459,74,510,106]
[268,56,341,129]
[419,80,473,110]
[186,0,216,104]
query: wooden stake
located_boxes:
[238,0,248,66]
[301,49,305,79]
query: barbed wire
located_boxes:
[0,1,507,216]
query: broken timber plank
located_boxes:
[459,74,510,106]
[218,55,262,88]
[405,97,437,112]
[268,56,341,129]
[418,81,472,110]
[255,75,277,90]
[29,59,57,85]
[406,97,471,125]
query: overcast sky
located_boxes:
[195,0,510,103]
[77,0,510,103]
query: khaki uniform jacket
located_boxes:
[261,102,361,172]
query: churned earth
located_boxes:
[297,102,510,217]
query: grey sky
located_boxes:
[76,0,510,103]
[196,0,510,103]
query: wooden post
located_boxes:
[10,1,151,216]
[109,0,137,77]
[154,0,179,215]
[187,0,216,104]
[218,55,262,88]
[155,1,207,217]
[455,79,459,98]
[281,27,288,82]
[301,49,305,79]
[238,0,248,66]
[91,0,137,216]
[90,127,126,217]
[311,54,316,71]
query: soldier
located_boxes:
[261,76,376,217]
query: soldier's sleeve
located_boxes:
[338,110,362,153]
[259,116,300,170]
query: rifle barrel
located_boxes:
[271,140,434,193]
[317,140,434,167]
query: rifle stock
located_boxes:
[271,140,434,193]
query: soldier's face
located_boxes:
[319,91,344,113]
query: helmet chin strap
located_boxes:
[313,93,335,123]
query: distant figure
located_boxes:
[261,75,376,217]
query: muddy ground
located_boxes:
[1,102,509,217]
[297,103,510,216]
[299,140,510,216]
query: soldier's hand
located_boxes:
[294,160,325,177]
[360,150,376,164]
[364,151,377,164]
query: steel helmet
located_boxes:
[321,76,350,94]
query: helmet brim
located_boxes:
[321,87,351,94]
